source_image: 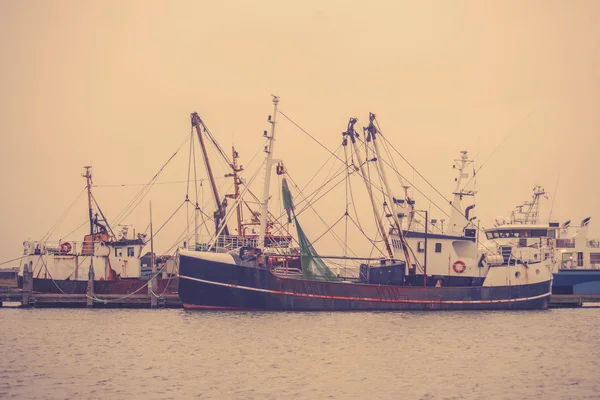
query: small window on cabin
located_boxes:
[519,238,527,247]
[115,248,122,257]
[127,247,135,257]
[547,230,556,238]
[492,231,499,239]
[578,252,584,267]
[417,241,425,252]
[435,243,442,253]
[486,233,492,240]
[513,231,520,238]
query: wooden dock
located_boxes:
[0,288,182,308]
[0,265,182,309]
[548,294,600,308]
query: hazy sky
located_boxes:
[1,0,599,262]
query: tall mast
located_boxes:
[231,146,243,235]
[365,113,412,265]
[83,166,94,237]
[447,151,475,235]
[258,95,279,248]
[150,201,155,280]
[82,166,94,279]
[191,112,229,236]
[342,118,394,259]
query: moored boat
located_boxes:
[178,96,553,311]
[18,166,177,296]
[485,186,600,295]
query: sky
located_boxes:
[1,0,599,263]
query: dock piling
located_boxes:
[86,265,94,308]
[21,262,34,308]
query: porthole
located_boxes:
[515,271,521,278]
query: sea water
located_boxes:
[1,307,599,399]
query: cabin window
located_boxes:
[417,241,425,252]
[127,247,135,257]
[547,229,556,238]
[578,252,584,267]
[115,248,122,257]
[531,229,548,237]
[435,243,442,253]
[519,238,527,248]
[590,253,600,267]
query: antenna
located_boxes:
[549,176,560,222]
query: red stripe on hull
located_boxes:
[182,304,259,311]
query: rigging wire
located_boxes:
[278,110,346,164]
[459,111,533,193]
[283,172,365,260]
[93,180,205,188]
[112,133,191,227]
[57,219,90,242]
[0,255,28,266]
[40,187,87,242]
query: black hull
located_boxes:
[178,253,551,311]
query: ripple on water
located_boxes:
[1,308,600,399]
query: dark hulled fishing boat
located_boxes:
[178,96,553,311]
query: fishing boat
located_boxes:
[485,186,600,295]
[18,166,177,295]
[178,96,552,311]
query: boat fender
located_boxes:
[452,260,466,274]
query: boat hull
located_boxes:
[18,276,178,295]
[179,252,551,311]
[552,270,600,295]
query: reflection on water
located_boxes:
[1,307,599,399]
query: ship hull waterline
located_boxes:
[178,253,552,311]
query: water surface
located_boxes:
[1,307,599,399]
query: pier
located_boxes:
[548,294,600,308]
[0,266,181,309]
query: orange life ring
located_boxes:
[60,242,72,254]
[453,260,466,274]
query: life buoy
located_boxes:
[60,242,72,254]
[453,260,466,274]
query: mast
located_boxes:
[447,151,475,235]
[365,113,412,266]
[83,166,94,238]
[342,118,394,259]
[510,185,546,224]
[82,166,94,279]
[230,146,244,235]
[150,201,155,280]
[191,112,229,236]
[258,95,279,249]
